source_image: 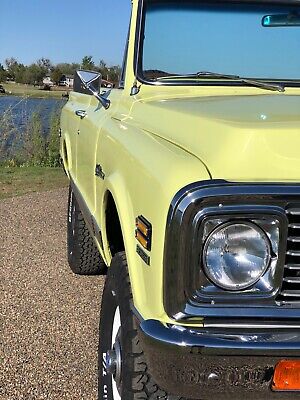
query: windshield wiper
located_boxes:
[156,71,285,92]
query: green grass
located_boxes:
[1,82,69,99]
[0,166,68,200]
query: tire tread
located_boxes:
[103,252,184,400]
[67,185,106,275]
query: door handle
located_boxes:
[75,110,87,119]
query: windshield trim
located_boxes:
[134,0,300,89]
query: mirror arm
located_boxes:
[76,71,111,110]
[87,82,111,110]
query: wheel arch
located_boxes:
[101,174,137,281]
[102,173,143,308]
[60,132,73,178]
[104,190,125,258]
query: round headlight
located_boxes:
[203,222,271,291]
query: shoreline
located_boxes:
[0,93,66,100]
[1,83,70,99]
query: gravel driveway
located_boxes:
[0,189,104,399]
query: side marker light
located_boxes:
[273,360,300,391]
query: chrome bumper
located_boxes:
[138,319,300,399]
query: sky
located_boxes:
[0,0,132,67]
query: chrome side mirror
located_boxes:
[76,70,110,110]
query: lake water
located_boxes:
[0,95,66,135]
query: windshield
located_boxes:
[140,1,300,84]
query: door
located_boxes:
[62,92,91,180]
[75,94,108,215]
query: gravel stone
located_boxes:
[0,189,104,399]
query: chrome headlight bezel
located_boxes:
[202,220,272,291]
[163,181,293,320]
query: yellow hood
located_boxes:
[133,93,300,182]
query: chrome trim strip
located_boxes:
[281,290,300,297]
[283,277,300,283]
[288,223,300,228]
[203,322,300,329]
[140,319,300,356]
[285,264,300,270]
[287,250,300,256]
[287,207,300,215]
[288,236,300,242]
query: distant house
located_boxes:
[43,76,54,87]
[66,75,74,88]
[59,75,74,88]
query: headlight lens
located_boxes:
[203,222,271,291]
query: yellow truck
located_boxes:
[60,0,300,398]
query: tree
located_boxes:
[107,65,121,83]
[51,67,63,85]
[5,57,19,80]
[56,63,80,76]
[99,59,107,70]
[4,58,28,83]
[0,64,7,83]
[37,58,52,72]
[81,56,95,71]
[22,63,46,85]
[2,56,120,85]
[14,64,26,83]
[98,59,108,79]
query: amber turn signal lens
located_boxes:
[136,217,150,237]
[273,360,300,391]
[135,216,152,250]
[135,230,150,250]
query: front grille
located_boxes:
[277,206,300,305]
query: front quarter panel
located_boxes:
[97,113,210,323]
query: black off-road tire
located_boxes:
[98,251,184,400]
[67,185,107,275]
